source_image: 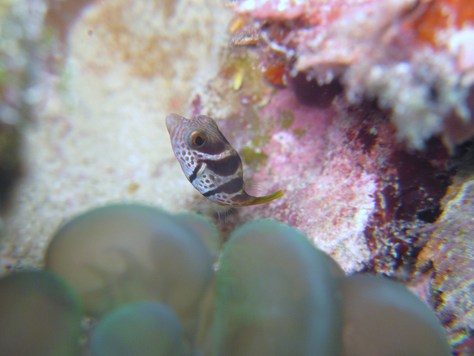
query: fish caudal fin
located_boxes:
[244,189,284,206]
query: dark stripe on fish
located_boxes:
[203,177,244,197]
[202,154,241,177]
[195,139,227,155]
[189,163,202,184]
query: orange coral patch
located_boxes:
[261,63,287,87]
[413,0,474,46]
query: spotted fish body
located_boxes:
[165,113,284,207]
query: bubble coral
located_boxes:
[90,301,186,356]
[38,204,452,354]
[211,220,343,356]
[175,212,221,262]
[0,270,82,356]
[45,204,214,347]
[341,274,451,356]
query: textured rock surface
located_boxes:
[224,90,376,272]
[413,165,474,353]
[231,0,474,150]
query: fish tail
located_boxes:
[244,189,284,206]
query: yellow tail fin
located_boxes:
[245,189,284,206]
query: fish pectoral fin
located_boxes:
[244,189,284,206]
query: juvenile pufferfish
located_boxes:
[165,113,284,207]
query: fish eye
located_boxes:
[190,131,206,147]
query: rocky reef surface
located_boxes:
[0,0,473,354]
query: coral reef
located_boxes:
[231,0,474,150]
[194,71,452,277]
[0,205,451,355]
[1,0,473,354]
[412,148,474,353]
[190,1,473,352]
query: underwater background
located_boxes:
[0,0,473,355]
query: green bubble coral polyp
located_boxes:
[0,204,452,355]
[0,271,82,356]
[91,301,186,356]
[45,204,214,347]
[211,220,343,356]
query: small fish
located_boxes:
[165,113,284,207]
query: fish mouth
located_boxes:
[165,113,182,135]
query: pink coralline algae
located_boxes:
[230,0,474,150]
[197,84,451,275]
[238,90,377,272]
[232,0,407,27]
